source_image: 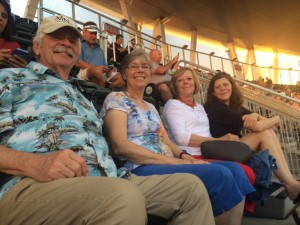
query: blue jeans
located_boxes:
[133,161,255,216]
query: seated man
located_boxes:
[75,21,124,89]
[0,15,214,225]
[149,49,179,102]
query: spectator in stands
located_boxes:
[107,34,128,63]
[0,0,26,68]
[204,72,300,204]
[101,49,254,225]
[75,21,125,89]
[163,67,256,212]
[265,77,273,89]
[0,15,215,225]
[149,49,179,103]
[126,37,136,53]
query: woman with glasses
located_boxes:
[100,49,254,225]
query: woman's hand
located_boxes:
[0,49,12,67]
[242,113,259,130]
[8,55,27,68]
[181,154,209,164]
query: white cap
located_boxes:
[83,25,98,33]
[37,15,81,37]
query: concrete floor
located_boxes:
[242,215,297,225]
[242,205,299,225]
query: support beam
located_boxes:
[189,29,197,65]
[227,42,244,79]
[24,0,39,20]
[273,49,279,84]
[151,18,168,61]
[119,0,140,39]
[227,42,238,61]
[244,48,258,80]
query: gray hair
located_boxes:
[32,31,46,46]
[120,49,153,75]
[32,30,81,59]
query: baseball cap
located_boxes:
[37,15,81,37]
[83,21,99,33]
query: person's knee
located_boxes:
[182,174,209,197]
[225,162,247,178]
[260,128,273,139]
[91,178,147,223]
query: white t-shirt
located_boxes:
[150,62,172,84]
[163,99,212,155]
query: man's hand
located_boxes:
[31,149,88,182]
[86,66,109,87]
[172,54,179,63]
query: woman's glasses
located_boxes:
[127,64,151,71]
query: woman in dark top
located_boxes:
[0,0,26,68]
[204,72,300,204]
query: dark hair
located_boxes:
[83,21,97,27]
[204,72,244,112]
[116,34,123,40]
[0,0,14,41]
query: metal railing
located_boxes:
[37,0,300,86]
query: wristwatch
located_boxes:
[179,150,191,159]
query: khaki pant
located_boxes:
[0,174,214,225]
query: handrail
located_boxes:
[39,0,300,85]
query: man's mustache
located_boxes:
[53,46,74,58]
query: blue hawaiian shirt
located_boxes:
[100,92,174,171]
[0,61,117,199]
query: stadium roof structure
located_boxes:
[89,0,300,55]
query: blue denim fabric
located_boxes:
[246,149,277,203]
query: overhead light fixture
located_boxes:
[161,16,171,24]
[182,45,188,49]
[120,19,128,25]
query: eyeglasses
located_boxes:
[127,64,151,71]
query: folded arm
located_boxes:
[243,113,280,132]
